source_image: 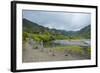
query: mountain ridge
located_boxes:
[23,18,90,39]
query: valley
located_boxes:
[22,18,91,63]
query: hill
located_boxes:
[77,25,91,39]
[23,18,91,39]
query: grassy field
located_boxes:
[22,39,91,63]
[46,45,90,58]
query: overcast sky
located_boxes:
[23,10,91,31]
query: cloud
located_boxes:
[23,10,91,31]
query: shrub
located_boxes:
[52,46,84,55]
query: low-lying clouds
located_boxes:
[23,10,91,31]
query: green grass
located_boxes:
[52,46,85,55]
[87,48,91,57]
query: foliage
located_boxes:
[78,25,91,39]
[23,32,29,41]
[31,32,55,47]
[66,46,84,55]
[52,46,84,55]
[55,35,69,40]
[87,48,91,57]
[23,18,91,39]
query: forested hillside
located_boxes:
[23,18,91,40]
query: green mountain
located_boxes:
[78,25,91,39]
[23,18,91,39]
[23,18,47,33]
[23,18,69,35]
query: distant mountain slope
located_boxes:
[23,18,47,33]
[23,18,69,35]
[78,25,91,39]
[23,18,91,39]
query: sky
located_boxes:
[23,10,91,31]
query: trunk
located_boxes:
[40,41,44,52]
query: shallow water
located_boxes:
[53,39,90,47]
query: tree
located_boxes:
[31,32,55,52]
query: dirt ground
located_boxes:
[22,41,89,63]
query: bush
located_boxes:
[52,46,84,55]
[31,33,55,47]
[23,32,29,41]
